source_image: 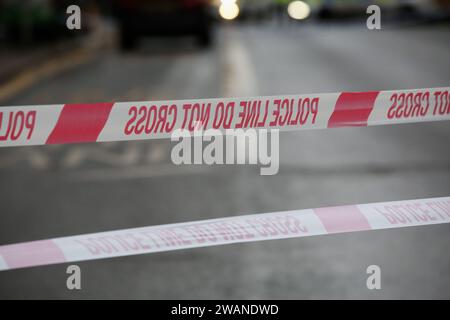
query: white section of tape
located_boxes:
[97,100,182,142]
[368,87,450,126]
[302,92,339,130]
[54,209,327,263]
[0,254,8,271]
[358,197,450,230]
[98,93,340,143]
[0,104,63,147]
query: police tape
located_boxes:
[0,196,449,271]
[0,87,449,147]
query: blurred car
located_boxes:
[113,0,213,50]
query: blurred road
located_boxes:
[0,22,449,299]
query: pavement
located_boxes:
[0,21,449,299]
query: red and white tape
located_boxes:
[1,87,449,147]
[0,196,449,271]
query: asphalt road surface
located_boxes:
[0,22,449,299]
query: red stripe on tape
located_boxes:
[328,91,379,128]
[46,103,114,144]
[0,240,66,269]
[314,205,371,233]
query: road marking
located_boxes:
[61,143,141,169]
[66,163,213,181]
[25,148,52,170]
[0,142,170,171]
[0,48,95,103]
[147,143,168,162]
[222,27,259,97]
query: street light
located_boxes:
[287,1,311,20]
[219,1,240,20]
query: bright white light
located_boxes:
[219,3,240,20]
[287,1,311,20]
